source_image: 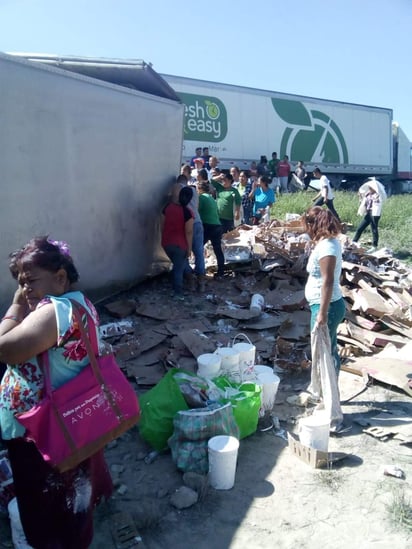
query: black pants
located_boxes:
[219,218,234,234]
[313,197,341,223]
[203,223,225,275]
[353,212,380,247]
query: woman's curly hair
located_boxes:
[302,206,341,241]
[9,236,79,283]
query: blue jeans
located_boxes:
[310,297,345,376]
[192,221,205,275]
[242,206,253,225]
[163,245,187,295]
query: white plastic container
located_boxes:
[232,341,256,380]
[299,413,330,452]
[253,365,274,377]
[215,347,240,379]
[249,293,264,314]
[208,435,239,490]
[256,372,280,414]
[197,353,221,379]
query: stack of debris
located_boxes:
[98,218,412,396]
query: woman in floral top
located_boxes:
[0,236,112,549]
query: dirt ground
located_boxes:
[1,273,411,549]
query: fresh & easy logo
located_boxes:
[178,92,227,142]
[271,98,349,164]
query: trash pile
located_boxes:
[99,217,412,398]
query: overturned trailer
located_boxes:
[0,53,184,311]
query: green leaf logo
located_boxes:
[272,98,349,164]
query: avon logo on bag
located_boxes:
[62,392,106,421]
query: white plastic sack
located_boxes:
[357,196,367,216]
[8,497,33,548]
[309,324,343,428]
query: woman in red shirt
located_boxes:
[161,187,194,300]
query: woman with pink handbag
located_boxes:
[0,237,113,549]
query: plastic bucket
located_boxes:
[299,413,330,451]
[232,342,256,380]
[215,347,240,379]
[208,435,239,490]
[256,372,280,413]
[197,353,221,379]
[253,365,273,377]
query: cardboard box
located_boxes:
[287,432,348,469]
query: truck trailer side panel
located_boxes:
[0,53,184,310]
[163,74,393,177]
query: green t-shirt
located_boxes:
[268,158,279,178]
[198,193,221,225]
[211,180,241,220]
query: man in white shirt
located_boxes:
[312,168,341,222]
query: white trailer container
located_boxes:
[0,53,184,311]
[163,74,393,186]
[393,123,412,193]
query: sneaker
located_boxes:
[213,273,225,280]
[172,293,185,301]
[366,246,376,254]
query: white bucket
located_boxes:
[197,353,221,379]
[215,347,240,379]
[253,365,273,377]
[250,293,264,314]
[299,413,330,452]
[208,435,239,490]
[232,341,256,380]
[256,372,280,414]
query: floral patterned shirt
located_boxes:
[0,291,99,440]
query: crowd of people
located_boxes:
[161,147,347,300]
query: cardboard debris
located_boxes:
[354,411,412,443]
[343,355,412,396]
[165,318,215,335]
[136,330,168,354]
[177,329,216,357]
[113,337,141,361]
[104,299,137,318]
[287,432,349,468]
[99,321,134,339]
[126,362,166,386]
[136,303,173,320]
[215,305,262,321]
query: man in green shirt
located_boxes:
[268,151,280,192]
[210,173,241,233]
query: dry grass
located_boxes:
[386,488,412,533]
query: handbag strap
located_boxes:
[70,300,124,420]
[38,298,100,396]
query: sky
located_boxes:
[1,0,411,139]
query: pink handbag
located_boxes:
[17,300,140,472]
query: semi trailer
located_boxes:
[0,53,184,311]
[163,74,412,193]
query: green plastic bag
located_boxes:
[214,377,262,439]
[138,369,189,451]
